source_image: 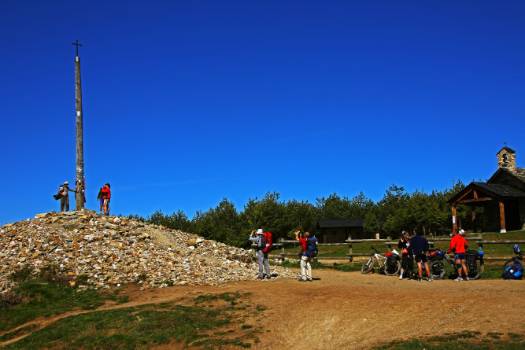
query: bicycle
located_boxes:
[429,248,484,280]
[361,247,400,276]
[502,244,523,280]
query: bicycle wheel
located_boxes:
[361,257,374,274]
[430,260,446,280]
[467,260,482,280]
[384,259,401,276]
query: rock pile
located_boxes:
[0,211,291,294]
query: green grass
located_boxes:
[0,279,115,333]
[281,260,362,272]
[4,292,261,349]
[376,331,525,350]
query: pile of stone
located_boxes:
[0,211,291,294]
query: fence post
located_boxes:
[280,238,285,262]
[348,235,353,262]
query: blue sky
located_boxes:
[1,0,524,224]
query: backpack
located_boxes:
[263,232,273,253]
[53,186,64,200]
[307,236,318,257]
[503,261,523,280]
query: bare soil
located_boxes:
[3,269,525,349]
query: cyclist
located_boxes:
[409,230,432,282]
[398,231,411,279]
[448,229,469,281]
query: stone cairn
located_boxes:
[0,211,291,294]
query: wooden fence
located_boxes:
[268,236,525,262]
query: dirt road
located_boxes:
[129,269,525,349]
[4,270,525,349]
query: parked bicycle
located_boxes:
[361,247,400,276]
[502,244,523,280]
[429,247,484,280]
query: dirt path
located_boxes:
[3,270,525,349]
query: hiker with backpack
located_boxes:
[448,229,469,281]
[249,228,271,279]
[100,183,111,215]
[409,230,432,282]
[54,181,76,212]
[295,230,318,281]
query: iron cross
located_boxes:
[72,40,82,56]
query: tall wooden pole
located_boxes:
[451,205,458,234]
[73,40,85,210]
[499,201,506,233]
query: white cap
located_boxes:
[459,229,465,235]
[64,181,69,185]
[256,229,264,235]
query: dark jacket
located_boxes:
[409,235,429,256]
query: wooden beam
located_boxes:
[453,188,474,204]
[499,201,507,233]
[457,197,493,204]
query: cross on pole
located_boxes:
[72,40,82,56]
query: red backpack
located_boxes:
[262,231,273,253]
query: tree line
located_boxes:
[135,183,467,247]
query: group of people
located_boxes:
[249,227,319,282]
[397,229,470,282]
[54,181,111,215]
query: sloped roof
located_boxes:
[515,168,525,182]
[318,219,363,228]
[471,182,525,198]
[448,182,525,203]
[488,167,525,185]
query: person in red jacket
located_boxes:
[448,229,469,281]
[100,183,111,216]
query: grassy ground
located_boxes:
[4,292,261,350]
[0,275,127,334]
[375,331,525,349]
[281,260,363,272]
[1,269,263,349]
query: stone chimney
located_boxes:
[497,146,517,172]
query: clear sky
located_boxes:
[1,0,524,224]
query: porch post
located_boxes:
[451,205,457,234]
[499,201,507,233]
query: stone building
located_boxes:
[448,147,525,233]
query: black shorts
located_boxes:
[454,253,466,260]
[415,254,427,263]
